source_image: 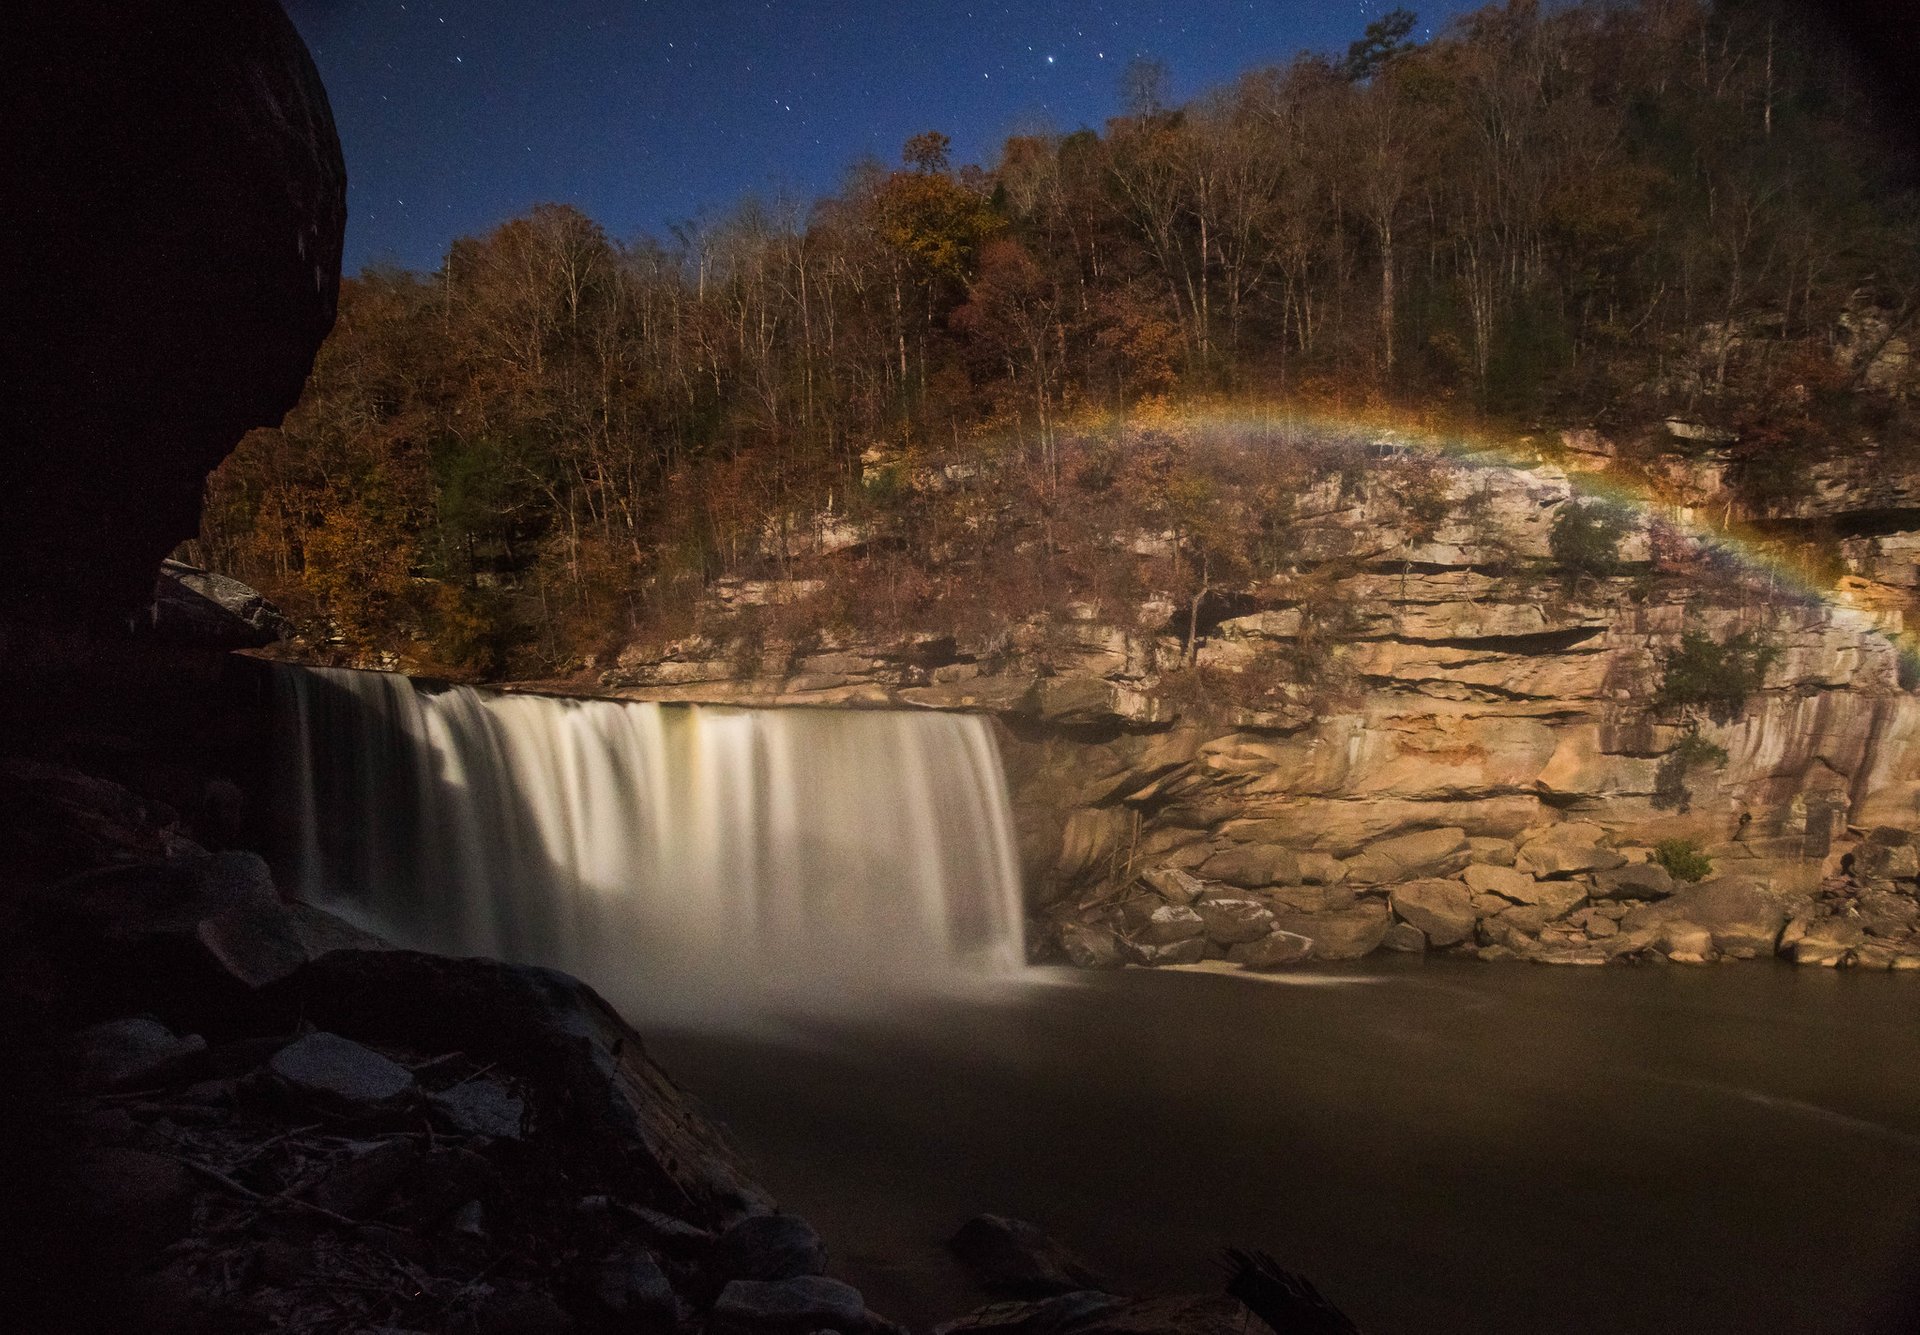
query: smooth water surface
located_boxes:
[652,960,1920,1334]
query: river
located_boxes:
[651,959,1920,1334]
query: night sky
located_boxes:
[285,1,1486,275]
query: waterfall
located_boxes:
[273,665,1028,1024]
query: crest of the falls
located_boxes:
[274,665,1027,1025]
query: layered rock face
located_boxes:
[0,2,346,624]
[603,444,1920,971]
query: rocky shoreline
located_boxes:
[0,740,1326,1334]
[1038,821,1920,973]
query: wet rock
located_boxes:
[268,1031,416,1115]
[948,1214,1109,1297]
[1193,898,1274,945]
[431,1076,526,1140]
[713,1213,830,1282]
[68,1015,206,1090]
[1344,828,1469,886]
[1137,867,1204,904]
[1113,896,1167,933]
[1461,863,1537,901]
[1515,824,1626,878]
[1138,905,1206,945]
[1590,864,1676,900]
[1197,845,1300,889]
[1060,923,1126,969]
[1226,931,1314,969]
[1381,921,1427,952]
[709,1276,867,1335]
[1271,901,1392,960]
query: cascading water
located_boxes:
[274,664,1027,1025]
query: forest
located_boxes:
[191,0,1920,680]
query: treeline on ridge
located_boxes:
[193,0,1920,678]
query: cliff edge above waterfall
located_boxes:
[568,429,1920,975]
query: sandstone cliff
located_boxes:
[597,432,1920,972]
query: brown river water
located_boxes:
[650,959,1920,1334]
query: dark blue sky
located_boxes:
[285,1,1483,274]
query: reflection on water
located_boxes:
[651,960,1920,1335]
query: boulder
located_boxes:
[1388,879,1477,947]
[1590,863,1676,900]
[2,0,346,624]
[1197,845,1300,888]
[1138,867,1204,904]
[260,949,773,1222]
[1658,923,1717,963]
[1344,828,1469,886]
[1623,878,1787,958]
[1193,898,1275,945]
[1131,938,1208,966]
[1791,917,1867,966]
[430,1076,526,1140]
[1516,824,1626,878]
[142,559,291,648]
[1857,889,1920,938]
[268,1031,416,1116]
[592,1251,681,1323]
[1271,901,1392,960]
[1138,905,1206,945]
[1226,931,1314,969]
[1059,923,1125,969]
[1266,884,1354,913]
[1467,837,1517,867]
[1461,864,1537,901]
[68,1015,206,1091]
[1852,828,1920,880]
[709,1276,867,1335]
[1114,895,1167,933]
[1497,877,1587,920]
[1296,852,1349,885]
[1381,921,1427,952]
[948,1214,1109,1297]
[713,1213,830,1282]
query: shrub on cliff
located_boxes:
[1653,837,1713,883]
[1657,629,1779,721]
[1549,497,1632,579]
